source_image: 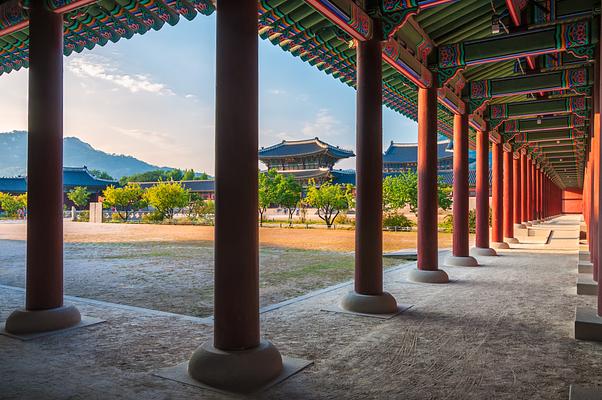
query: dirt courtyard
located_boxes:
[0,220,460,252]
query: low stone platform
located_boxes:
[569,384,602,400]
[577,274,598,296]
[578,261,594,274]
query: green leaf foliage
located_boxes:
[67,186,91,209]
[102,183,147,221]
[142,181,189,220]
[304,180,354,228]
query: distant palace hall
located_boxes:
[383,140,454,173]
[259,138,355,185]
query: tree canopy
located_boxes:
[143,181,189,220]
[304,180,354,228]
[383,171,452,214]
[67,186,91,209]
[102,183,147,221]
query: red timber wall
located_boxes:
[562,188,583,214]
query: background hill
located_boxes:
[0,131,170,179]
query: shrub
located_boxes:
[333,213,354,226]
[439,210,478,233]
[383,212,414,228]
[77,210,89,222]
[142,211,165,223]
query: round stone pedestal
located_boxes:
[188,340,283,393]
[340,291,397,314]
[491,241,510,249]
[514,223,526,229]
[504,237,519,244]
[408,268,449,284]
[470,247,497,257]
[5,304,81,334]
[444,255,479,267]
[524,221,533,226]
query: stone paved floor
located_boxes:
[1,215,601,399]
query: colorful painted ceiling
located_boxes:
[0,0,599,188]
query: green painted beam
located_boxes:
[501,114,586,133]
[488,97,589,120]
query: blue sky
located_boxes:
[0,14,418,174]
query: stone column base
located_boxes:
[470,247,497,256]
[444,255,479,267]
[524,221,533,226]
[504,237,519,244]
[5,304,81,334]
[578,261,593,274]
[514,223,526,229]
[188,340,283,393]
[408,268,449,284]
[579,250,591,262]
[577,274,598,296]
[575,307,602,342]
[340,291,398,314]
[490,241,510,249]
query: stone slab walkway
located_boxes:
[1,215,601,399]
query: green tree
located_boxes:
[182,169,196,181]
[67,186,91,210]
[165,169,184,181]
[382,171,452,214]
[274,173,302,226]
[143,181,189,220]
[197,172,210,180]
[258,169,278,226]
[304,180,354,228]
[102,183,147,222]
[89,169,114,181]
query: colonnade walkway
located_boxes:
[1,215,599,399]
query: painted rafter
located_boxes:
[304,0,372,41]
[378,0,459,38]
[468,68,591,113]
[438,19,595,85]
[500,114,586,133]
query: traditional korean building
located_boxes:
[258,138,355,185]
[383,140,454,173]
[0,166,117,206]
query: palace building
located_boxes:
[258,137,355,185]
[383,140,454,172]
[0,166,117,207]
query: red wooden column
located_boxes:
[444,112,478,267]
[491,141,508,249]
[512,153,524,228]
[531,161,537,222]
[521,151,529,225]
[410,73,449,283]
[341,22,398,313]
[503,148,517,243]
[5,1,82,334]
[471,129,497,256]
[525,157,533,226]
[188,1,283,391]
[533,165,540,223]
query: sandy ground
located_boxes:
[0,240,402,317]
[0,220,460,252]
[2,215,601,399]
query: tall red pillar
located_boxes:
[444,112,478,267]
[491,141,508,249]
[342,22,398,313]
[503,148,516,243]
[521,152,529,225]
[531,161,537,222]
[526,157,533,224]
[471,129,497,256]
[410,75,449,283]
[188,1,283,392]
[513,154,524,227]
[5,1,82,334]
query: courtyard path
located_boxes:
[1,215,600,399]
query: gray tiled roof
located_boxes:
[259,138,354,159]
[383,140,452,164]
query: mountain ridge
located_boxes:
[0,130,171,179]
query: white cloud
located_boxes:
[301,108,347,138]
[268,89,286,95]
[66,55,175,96]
